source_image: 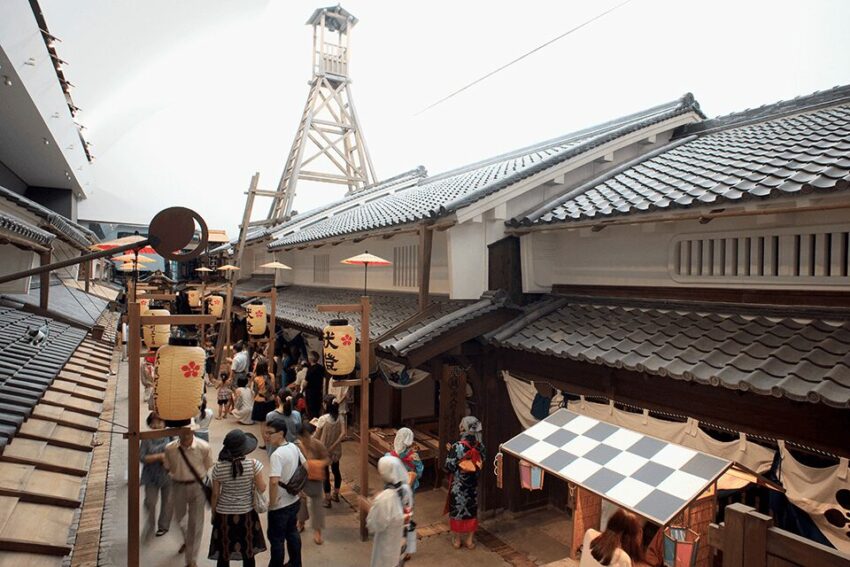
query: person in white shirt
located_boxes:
[193,396,213,442]
[366,455,408,567]
[267,420,305,567]
[229,342,250,384]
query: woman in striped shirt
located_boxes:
[208,430,267,566]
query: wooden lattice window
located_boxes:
[393,245,418,288]
[313,254,330,283]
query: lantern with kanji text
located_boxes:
[663,526,700,567]
[322,318,355,376]
[153,335,205,424]
[143,309,170,348]
[206,295,224,317]
[247,304,267,336]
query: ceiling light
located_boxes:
[2,76,11,87]
[43,138,50,145]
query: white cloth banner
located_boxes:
[502,371,563,429]
[778,441,850,554]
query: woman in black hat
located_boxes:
[208,430,267,566]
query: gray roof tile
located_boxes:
[0,185,96,247]
[270,95,703,249]
[490,298,850,408]
[516,85,850,227]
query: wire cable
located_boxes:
[415,0,634,116]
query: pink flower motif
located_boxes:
[181,361,200,378]
[341,334,353,346]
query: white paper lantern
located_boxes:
[206,295,224,317]
[143,308,170,348]
[153,341,205,421]
[187,289,201,308]
[247,304,267,336]
[322,319,355,376]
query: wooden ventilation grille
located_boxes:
[393,245,418,288]
[313,254,330,283]
[671,227,850,284]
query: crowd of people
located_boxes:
[138,338,494,567]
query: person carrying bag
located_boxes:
[207,430,267,566]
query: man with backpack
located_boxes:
[267,420,306,566]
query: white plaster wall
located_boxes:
[523,202,850,292]
[269,230,450,295]
[447,221,487,299]
[0,245,36,293]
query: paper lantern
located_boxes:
[143,309,170,348]
[519,459,545,490]
[187,289,201,308]
[322,319,355,376]
[246,304,267,336]
[206,295,224,317]
[153,339,205,422]
[663,527,700,567]
[138,297,151,314]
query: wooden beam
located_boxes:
[139,315,218,325]
[127,302,141,567]
[499,349,850,458]
[0,487,79,508]
[39,250,51,309]
[418,225,433,312]
[0,537,72,556]
[551,283,850,310]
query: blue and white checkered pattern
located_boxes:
[501,409,730,524]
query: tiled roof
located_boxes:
[270,95,702,249]
[0,210,55,246]
[488,297,850,408]
[233,275,275,300]
[0,306,87,453]
[0,185,96,248]
[265,285,471,342]
[515,85,850,227]
[3,277,110,327]
[379,290,506,356]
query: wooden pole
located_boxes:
[127,301,141,567]
[269,287,277,380]
[39,250,51,309]
[359,295,370,541]
[418,225,433,311]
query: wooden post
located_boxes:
[418,225,433,312]
[359,295,371,541]
[269,287,277,377]
[39,251,51,309]
[127,302,141,567]
[742,507,772,567]
[722,502,748,567]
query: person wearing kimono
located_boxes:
[444,416,486,550]
[366,455,412,567]
[388,427,424,491]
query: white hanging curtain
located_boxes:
[502,371,563,429]
[778,441,850,554]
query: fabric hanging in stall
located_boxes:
[778,441,850,554]
[377,359,431,389]
[502,372,563,429]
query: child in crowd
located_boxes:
[216,372,232,419]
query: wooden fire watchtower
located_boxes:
[261,5,378,225]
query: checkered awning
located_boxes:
[501,409,731,525]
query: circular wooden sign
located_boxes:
[148,207,209,261]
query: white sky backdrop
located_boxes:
[41,0,850,236]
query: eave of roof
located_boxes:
[0,210,55,247]
[489,295,850,408]
[513,85,850,228]
[0,185,96,248]
[268,94,703,250]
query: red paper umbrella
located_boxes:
[90,235,156,254]
[340,251,391,295]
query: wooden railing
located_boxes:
[708,503,850,567]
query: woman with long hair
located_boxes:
[208,430,267,566]
[296,422,330,545]
[444,416,486,550]
[579,509,644,567]
[315,396,344,506]
[250,357,276,424]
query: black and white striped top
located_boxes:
[211,458,263,515]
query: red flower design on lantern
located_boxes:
[181,361,200,378]
[341,334,353,346]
